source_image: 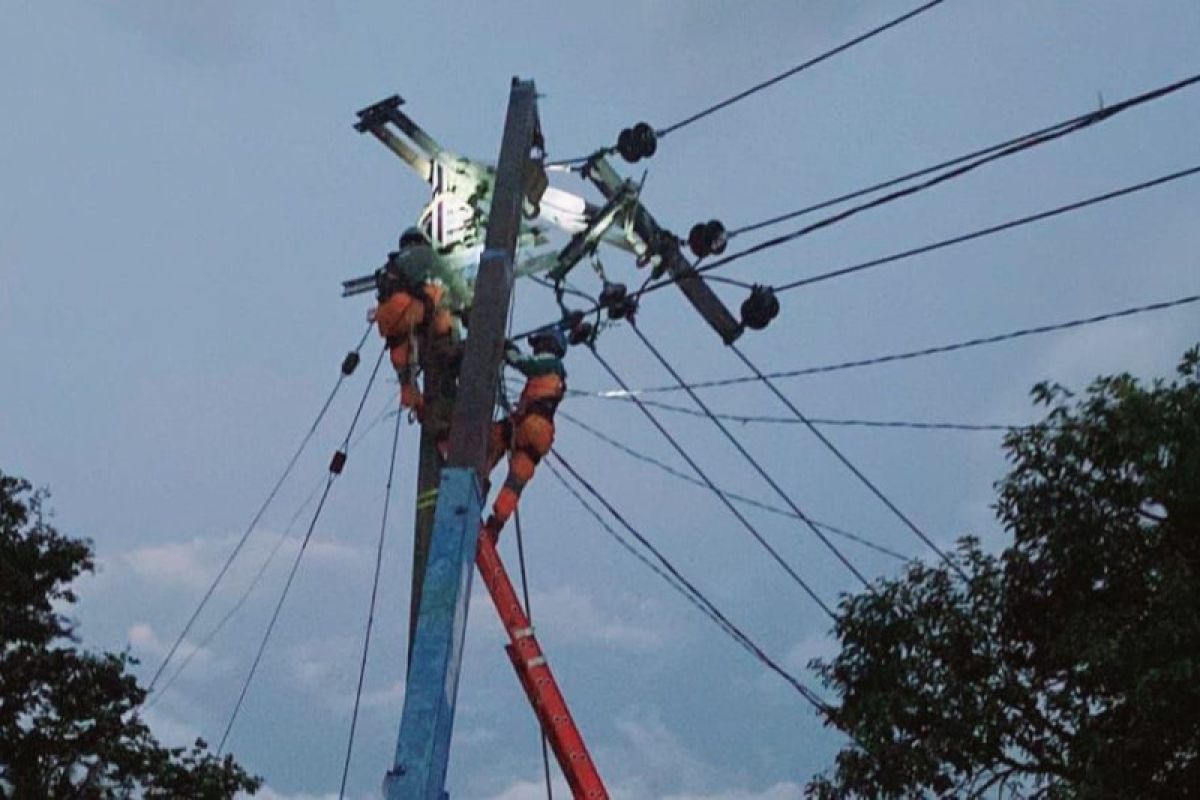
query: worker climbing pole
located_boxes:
[484,328,568,538]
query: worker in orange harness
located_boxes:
[483,327,568,538]
[372,227,457,415]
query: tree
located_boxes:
[807,348,1200,799]
[0,471,261,799]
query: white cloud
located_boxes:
[242,788,342,800]
[127,621,221,672]
[122,539,215,590]
[663,783,805,800]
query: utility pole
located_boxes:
[384,77,541,800]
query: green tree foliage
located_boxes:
[808,348,1200,798]
[0,471,261,799]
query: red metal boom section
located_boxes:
[475,528,608,799]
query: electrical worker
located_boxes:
[372,227,458,415]
[483,327,568,537]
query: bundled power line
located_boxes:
[217,346,387,755]
[550,454,830,711]
[556,409,908,561]
[588,345,836,617]
[147,323,373,696]
[576,292,1200,396]
[728,73,1200,239]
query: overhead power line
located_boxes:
[218,345,386,755]
[770,165,1200,293]
[621,163,1200,308]
[550,454,830,711]
[577,292,1200,396]
[146,395,399,706]
[587,346,836,618]
[556,409,908,561]
[656,0,948,138]
[729,344,964,577]
[730,72,1200,238]
[569,393,1019,431]
[147,323,373,695]
[339,398,403,800]
[630,326,873,588]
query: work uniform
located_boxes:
[373,244,456,411]
[485,348,566,533]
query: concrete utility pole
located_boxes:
[385,78,540,800]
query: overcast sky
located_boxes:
[2,2,1198,798]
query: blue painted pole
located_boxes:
[384,467,481,799]
[384,78,539,799]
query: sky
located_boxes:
[2,1,1198,798]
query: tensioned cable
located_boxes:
[615,164,1200,311]
[730,73,1200,238]
[631,325,872,588]
[550,453,829,711]
[217,345,386,755]
[729,344,964,579]
[656,0,947,138]
[587,345,835,617]
[547,0,947,166]
[772,166,1200,293]
[556,410,908,561]
[510,507,554,800]
[148,323,373,694]
[545,458,741,619]
[577,292,1200,396]
[571,394,1018,431]
[338,398,404,799]
[147,395,399,706]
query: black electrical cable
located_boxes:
[217,345,386,755]
[588,345,835,618]
[730,73,1200,238]
[571,393,1018,431]
[556,410,908,561]
[545,458,741,619]
[772,166,1200,294]
[631,325,873,588]
[147,396,399,706]
[338,397,404,800]
[546,1,947,167]
[729,344,965,579]
[147,323,373,694]
[509,508,554,800]
[655,0,947,138]
[550,453,829,711]
[579,292,1200,395]
[615,164,1200,310]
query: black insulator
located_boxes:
[598,282,627,310]
[608,295,639,321]
[341,351,361,376]
[562,310,584,330]
[568,321,594,346]
[632,122,657,159]
[329,450,348,475]
[704,219,727,255]
[740,285,780,331]
[688,223,710,258]
[616,127,639,162]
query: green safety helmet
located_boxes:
[398,226,430,249]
